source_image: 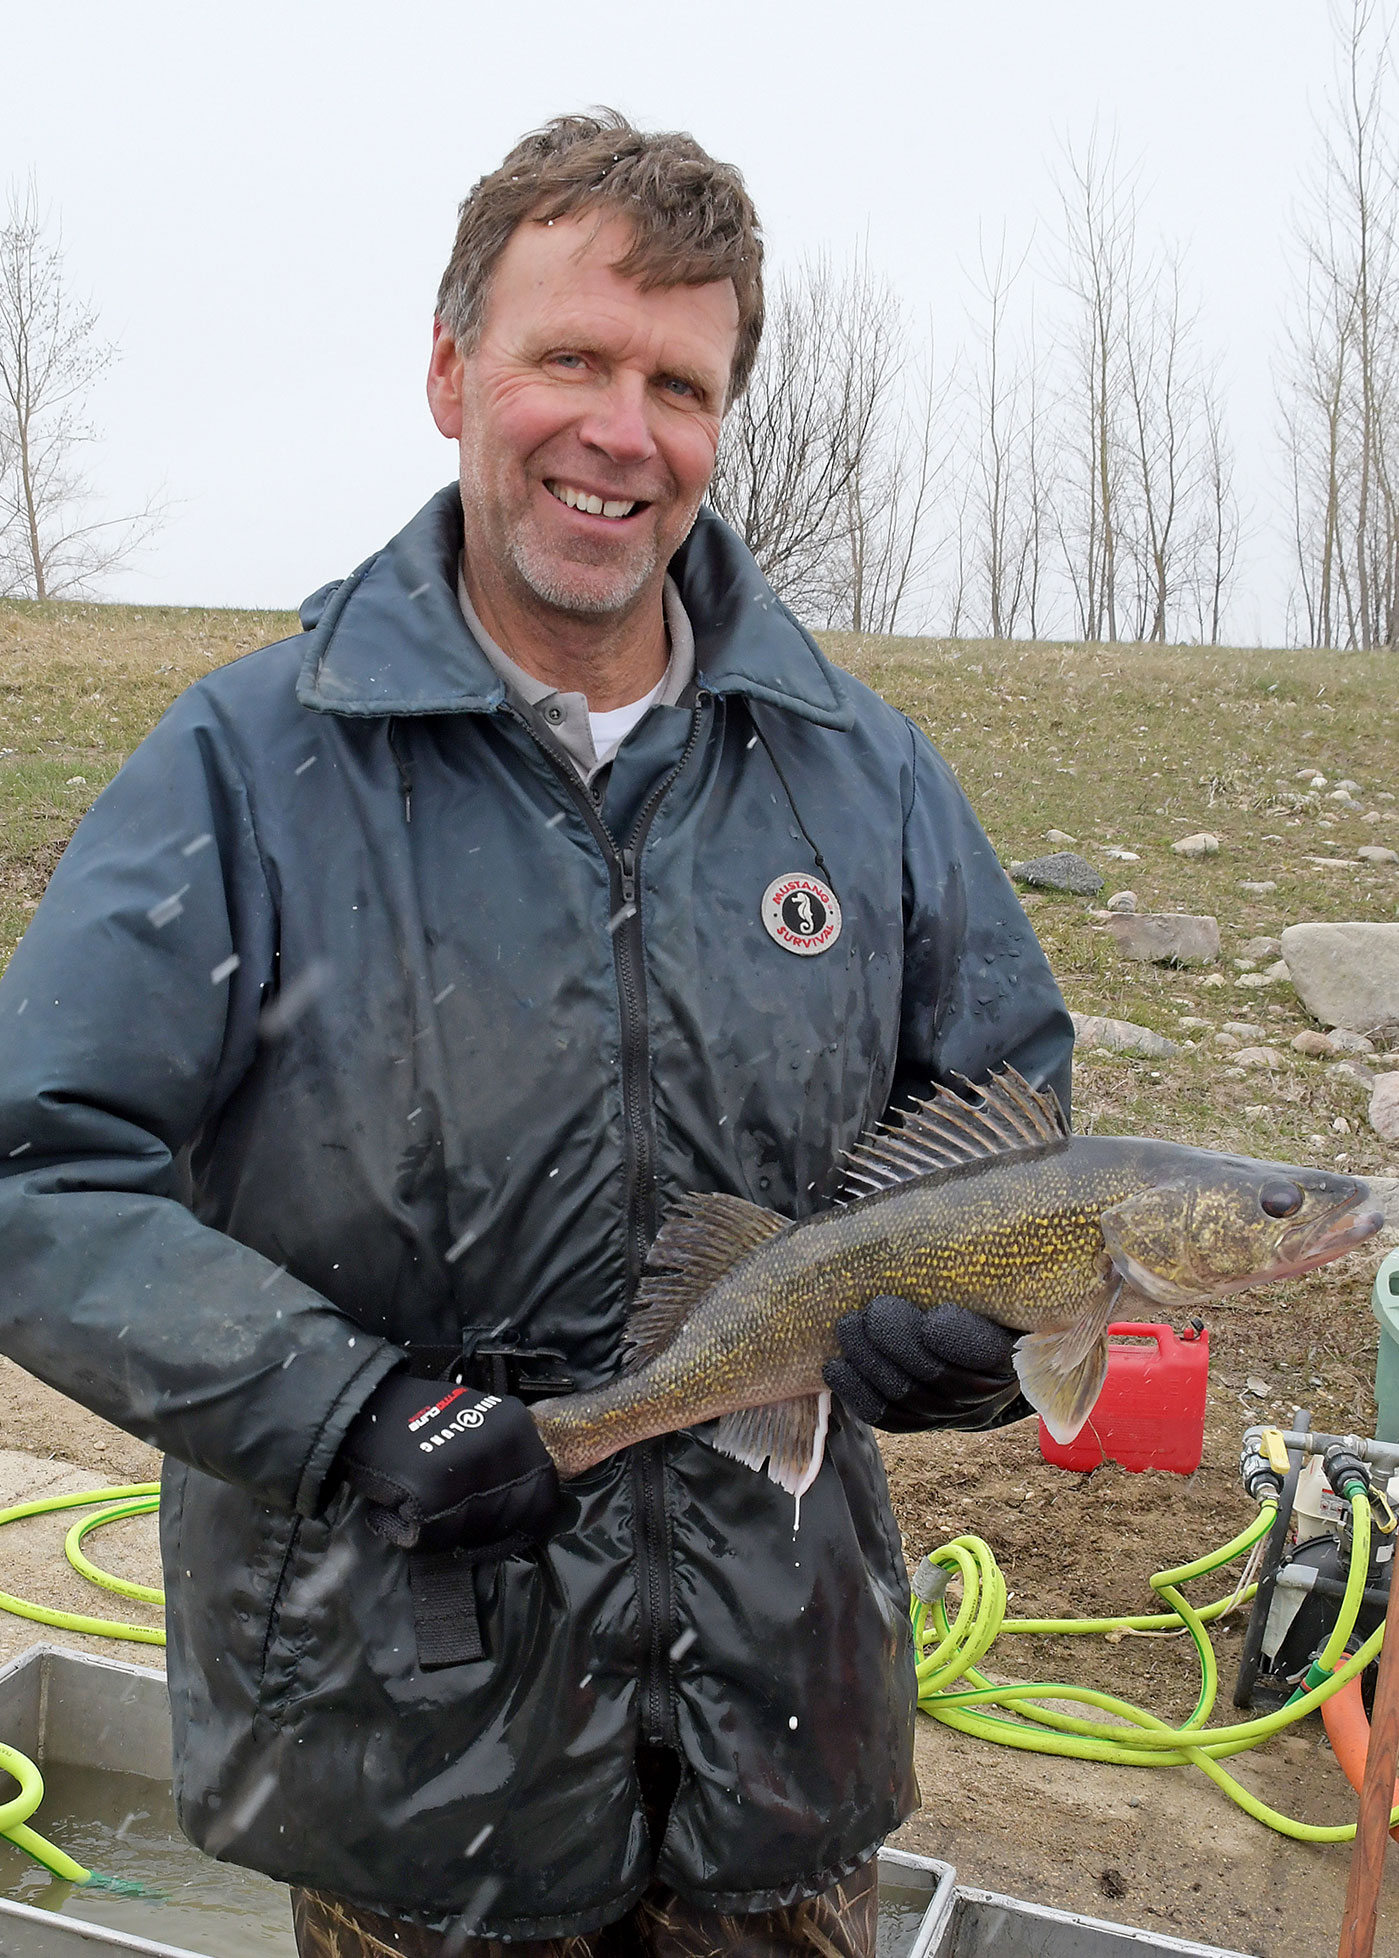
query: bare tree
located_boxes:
[1053,136,1238,643]
[1197,387,1241,644]
[960,235,1054,638]
[825,318,952,634]
[1056,132,1138,640]
[709,253,946,629]
[0,181,161,599]
[1282,0,1399,648]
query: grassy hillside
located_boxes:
[3,600,1397,1197]
[0,600,296,962]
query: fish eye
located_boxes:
[1260,1181,1305,1219]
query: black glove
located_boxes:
[823,1296,1031,1433]
[338,1372,562,1554]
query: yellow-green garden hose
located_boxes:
[911,1488,1396,1842]
[0,1484,164,1892]
[0,1485,163,1643]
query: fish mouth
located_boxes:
[1276,1186,1385,1278]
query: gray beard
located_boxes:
[460,449,673,621]
[505,521,662,619]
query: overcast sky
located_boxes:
[1,0,1351,637]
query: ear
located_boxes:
[426,320,466,440]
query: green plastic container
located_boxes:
[1372,1247,1399,1442]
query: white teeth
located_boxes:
[548,482,636,519]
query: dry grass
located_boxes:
[0,599,296,960]
[828,630,1399,1188]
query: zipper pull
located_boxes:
[620,848,636,904]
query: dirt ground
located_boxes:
[4,1254,1399,1954]
[881,1243,1399,1956]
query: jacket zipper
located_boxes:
[503,697,708,1745]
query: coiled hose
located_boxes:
[0,1479,1387,1875]
[0,1484,164,1892]
[910,1485,1394,1842]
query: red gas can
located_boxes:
[1036,1321,1209,1475]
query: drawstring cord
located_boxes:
[746,708,836,890]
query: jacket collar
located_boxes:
[297,486,853,731]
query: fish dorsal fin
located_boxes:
[840,1065,1068,1201]
[622,1193,787,1372]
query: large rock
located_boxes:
[1011,852,1103,896]
[1172,832,1220,858]
[1280,923,1399,1034]
[1070,1012,1178,1058]
[1107,912,1220,966]
[1372,1074,1399,1144]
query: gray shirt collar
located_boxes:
[456,558,695,784]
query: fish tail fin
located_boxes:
[1012,1271,1123,1445]
[709,1391,831,1498]
[622,1193,787,1372]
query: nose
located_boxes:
[576,374,658,468]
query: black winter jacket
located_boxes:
[0,489,1073,1935]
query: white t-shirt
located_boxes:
[587,682,667,765]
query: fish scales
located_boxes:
[530,1069,1382,1488]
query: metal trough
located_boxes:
[927,1885,1255,1956]
[0,1645,1251,1958]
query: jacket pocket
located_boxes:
[255,1497,356,1722]
[254,1513,307,1718]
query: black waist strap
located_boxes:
[409,1550,485,1668]
[405,1339,575,1402]
[407,1530,537,1670]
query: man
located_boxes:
[0,114,1072,1956]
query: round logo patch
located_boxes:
[761,873,842,956]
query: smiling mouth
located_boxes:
[545,480,646,521]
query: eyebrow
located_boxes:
[532,332,723,405]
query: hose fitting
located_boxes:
[911,1556,950,1606]
[1324,1444,1372,1502]
[1240,1425,1286,1503]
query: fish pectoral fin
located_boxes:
[708,1391,831,1498]
[1012,1272,1123,1446]
[622,1193,788,1372]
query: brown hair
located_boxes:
[435,110,764,403]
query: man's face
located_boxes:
[428,211,739,621]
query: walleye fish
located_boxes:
[531,1069,1382,1495]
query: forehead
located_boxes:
[479,210,740,371]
